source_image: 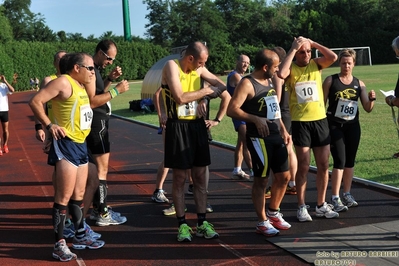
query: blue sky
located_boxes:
[29,0,149,38]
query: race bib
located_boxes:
[295,81,319,103]
[80,104,93,130]
[334,98,357,120]
[177,101,197,118]
[264,95,281,120]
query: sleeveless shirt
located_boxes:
[241,75,281,137]
[51,75,92,143]
[162,60,201,120]
[285,59,326,121]
[326,74,361,124]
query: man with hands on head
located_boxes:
[278,36,339,222]
[0,74,15,155]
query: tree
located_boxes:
[143,0,172,47]
[0,6,13,43]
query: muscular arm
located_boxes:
[162,60,214,105]
[311,40,338,70]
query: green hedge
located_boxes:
[0,41,169,91]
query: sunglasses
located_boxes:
[298,50,312,54]
[79,65,95,71]
[101,50,115,61]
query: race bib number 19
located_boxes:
[80,104,93,130]
[264,95,281,120]
[295,81,319,103]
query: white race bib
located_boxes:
[80,104,93,130]
[264,95,281,120]
[295,81,319,103]
[334,98,357,120]
[177,101,197,118]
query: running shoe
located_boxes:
[232,170,250,181]
[177,223,193,242]
[52,239,77,262]
[332,197,348,212]
[267,211,291,230]
[3,145,8,153]
[90,206,121,221]
[151,189,169,203]
[96,212,127,226]
[297,205,313,222]
[285,185,297,195]
[84,220,101,239]
[342,193,358,207]
[196,221,219,239]
[265,186,271,199]
[315,202,339,218]
[162,204,187,216]
[187,184,194,195]
[255,220,279,237]
[72,235,105,250]
[206,202,213,213]
[63,221,75,238]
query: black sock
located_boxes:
[154,189,160,193]
[197,213,206,226]
[53,203,67,242]
[68,199,84,238]
[97,180,108,215]
[177,215,186,226]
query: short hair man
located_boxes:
[161,41,225,242]
[227,48,291,237]
[278,36,338,222]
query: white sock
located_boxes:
[288,181,296,187]
[233,167,241,173]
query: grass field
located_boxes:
[111,64,399,188]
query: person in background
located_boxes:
[87,39,129,227]
[227,48,291,237]
[384,35,399,239]
[278,36,339,222]
[29,52,105,262]
[227,54,253,181]
[323,49,375,212]
[0,74,15,155]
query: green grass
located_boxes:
[111,65,399,188]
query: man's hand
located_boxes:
[36,129,46,142]
[108,66,123,80]
[197,99,208,118]
[115,80,129,94]
[254,116,272,137]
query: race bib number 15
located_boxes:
[264,95,281,120]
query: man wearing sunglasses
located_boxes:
[278,36,338,222]
[86,39,129,227]
[30,53,105,261]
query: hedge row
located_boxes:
[0,41,169,91]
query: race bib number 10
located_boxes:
[264,95,281,120]
[295,81,319,104]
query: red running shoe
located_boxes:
[3,145,9,153]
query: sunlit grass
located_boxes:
[111,64,399,187]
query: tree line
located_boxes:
[0,0,398,90]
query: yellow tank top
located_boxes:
[51,75,92,143]
[47,74,58,122]
[286,60,326,121]
[162,60,201,120]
